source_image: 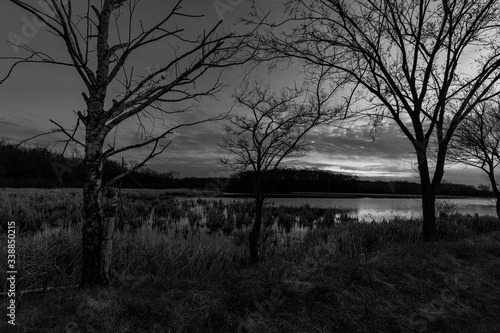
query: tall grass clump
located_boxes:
[0,189,81,233]
[111,233,247,282]
[302,213,500,261]
[0,229,81,294]
[0,227,248,296]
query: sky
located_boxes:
[0,0,489,187]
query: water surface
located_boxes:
[214,196,497,221]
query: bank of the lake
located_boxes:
[1,188,499,332]
[221,191,493,199]
[2,229,500,332]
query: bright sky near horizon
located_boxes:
[0,0,488,186]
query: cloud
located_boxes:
[0,1,488,186]
[283,121,415,179]
[0,117,47,142]
[308,121,413,158]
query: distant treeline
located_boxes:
[226,169,491,197]
[0,140,491,196]
[0,140,177,188]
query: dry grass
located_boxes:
[1,188,500,332]
[1,231,499,332]
[1,221,499,332]
[0,188,82,233]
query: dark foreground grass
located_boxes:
[2,224,500,332]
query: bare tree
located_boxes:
[8,0,260,287]
[250,0,500,240]
[219,69,343,263]
[449,99,500,220]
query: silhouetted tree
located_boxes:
[219,71,342,263]
[449,99,500,220]
[251,0,500,240]
[9,0,260,287]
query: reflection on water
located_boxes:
[225,197,497,222]
[122,196,497,246]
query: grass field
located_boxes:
[1,188,500,332]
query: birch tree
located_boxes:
[250,0,500,240]
[8,0,259,287]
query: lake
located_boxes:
[214,196,498,221]
[107,193,496,243]
[134,195,497,245]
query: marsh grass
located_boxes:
[2,230,500,332]
[1,189,500,296]
[0,188,82,233]
[1,189,500,332]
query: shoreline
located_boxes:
[219,191,491,199]
[0,187,494,200]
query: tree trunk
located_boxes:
[496,196,500,222]
[487,165,499,222]
[421,185,437,240]
[100,186,118,285]
[416,147,438,241]
[249,196,264,264]
[81,130,107,287]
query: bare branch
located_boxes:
[6,0,265,285]
[219,71,344,177]
[448,98,500,196]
